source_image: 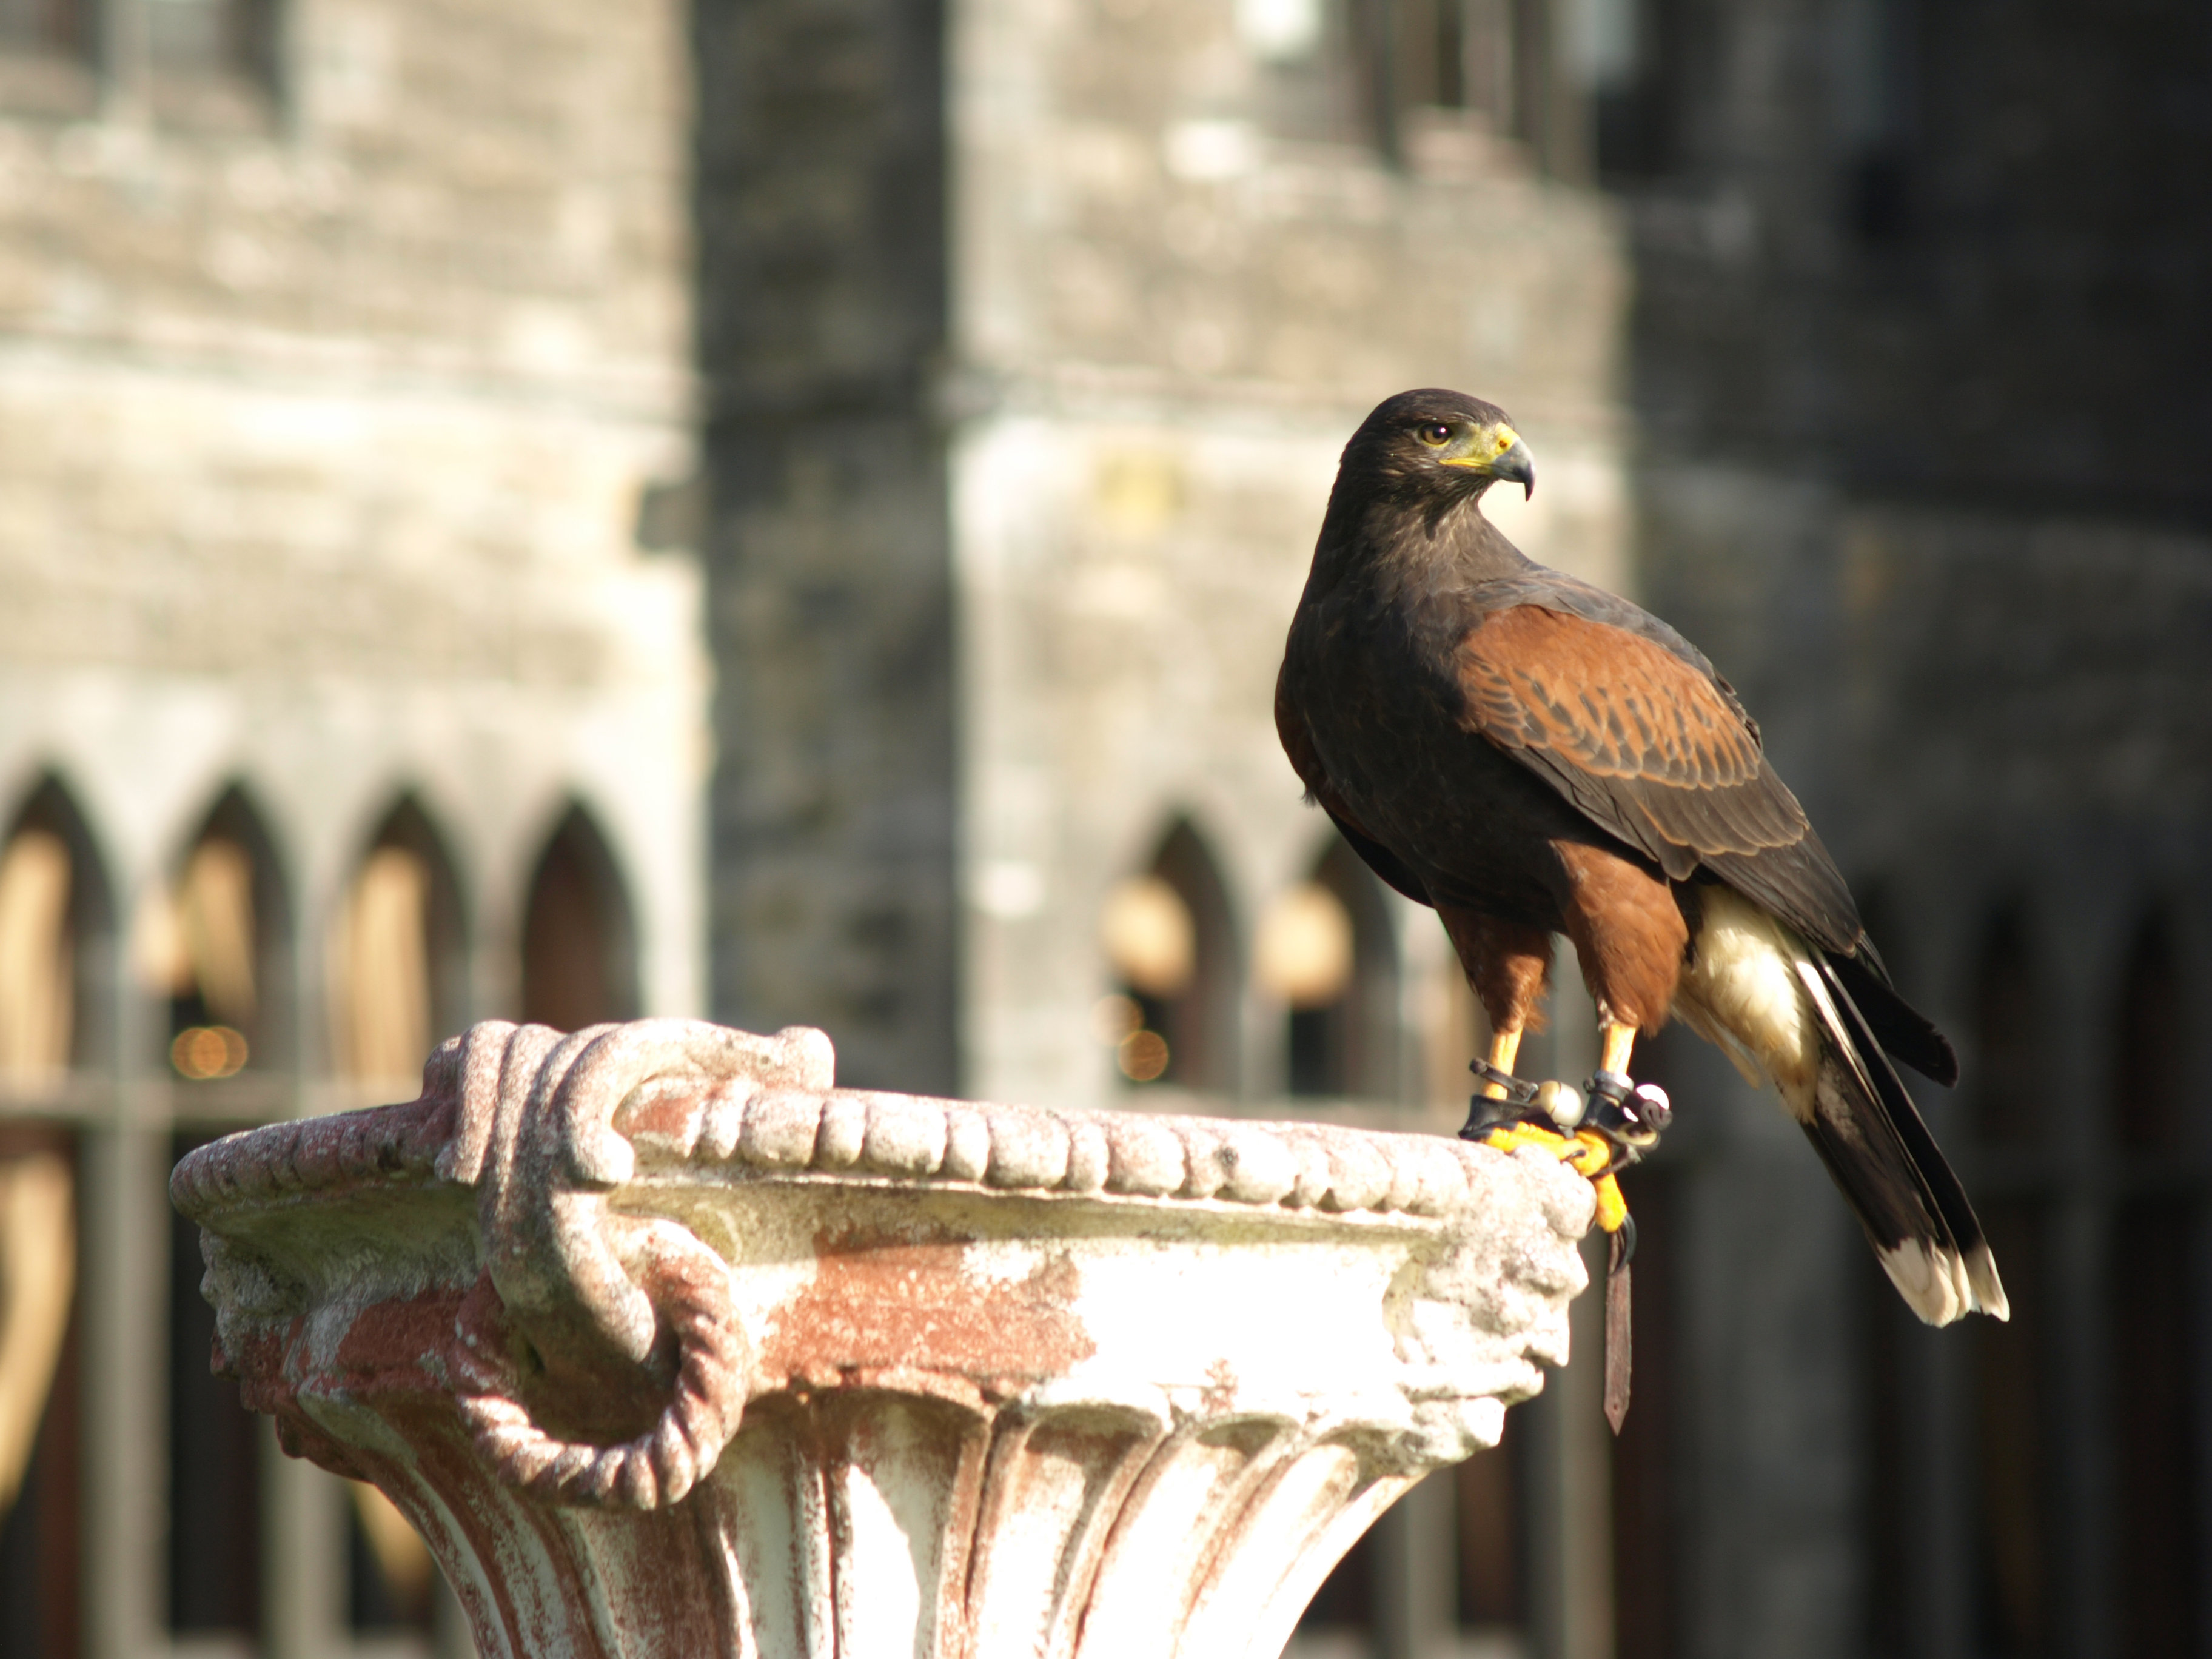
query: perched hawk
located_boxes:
[1276,389,2006,1325]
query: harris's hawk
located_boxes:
[1276,389,2006,1327]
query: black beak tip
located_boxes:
[1494,441,1536,501]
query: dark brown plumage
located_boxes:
[1278,388,2005,1324]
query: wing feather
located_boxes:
[1457,605,1860,949]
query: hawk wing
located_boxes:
[1455,603,1861,953]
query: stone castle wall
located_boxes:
[699,0,1640,1108]
[0,0,707,1022]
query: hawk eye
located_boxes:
[1417,422,1453,447]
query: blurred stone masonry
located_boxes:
[696,0,1634,1107]
[172,1016,1599,1658]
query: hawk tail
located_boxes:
[1674,889,2007,1326]
[1794,956,2008,1325]
[1826,945,1959,1087]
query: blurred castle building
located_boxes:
[700,0,2212,1655]
[0,0,706,1650]
[697,0,1637,1654]
[0,0,2200,1651]
[1590,1,2212,1656]
[698,0,1632,1104]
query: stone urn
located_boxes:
[171,1019,1598,1658]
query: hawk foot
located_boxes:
[1461,1064,1673,1250]
[1462,1059,1585,1134]
[1476,1119,1632,1236]
[1581,1070,1672,1163]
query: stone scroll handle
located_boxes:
[428,1017,834,1510]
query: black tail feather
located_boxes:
[1800,956,2006,1323]
[1816,957,1986,1258]
[1827,947,1959,1087]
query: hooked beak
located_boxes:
[1441,431,1537,500]
[1493,438,1535,500]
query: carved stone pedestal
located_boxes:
[172,1019,1596,1658]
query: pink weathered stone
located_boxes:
[171,1017,1597,1659]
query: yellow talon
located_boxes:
[1592,1171,1627,1233]
[1485,1122,1632,1235]
[1483,1121,1572,1156]
[1567,1128,1614,1178]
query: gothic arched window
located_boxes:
[1098,819,1240,1094]
[1266,836,1399,1101]
[0,775,107,1643]
[520,804,640,1033]
[0,776,110,1081]
[164,786,291,1639]
[329,796,468,1090]
[157,786,290,1082]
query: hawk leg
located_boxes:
[1465,1017,1672,1244]
[1482,1022,1527,1099]
[1440,903,1551,1110]
[1439,904,1670,1241]
[1536,843,1683,1235]
[1600,1019,1635,1079]
[1587,1019,1672,1159]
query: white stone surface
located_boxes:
[173,1018,1598,1658]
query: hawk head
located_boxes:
[1342,388,1536,502]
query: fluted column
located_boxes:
[172,1018,1597,1659]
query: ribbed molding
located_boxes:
[172,1018,1597,1659]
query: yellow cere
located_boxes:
[1440,424,1518,469]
